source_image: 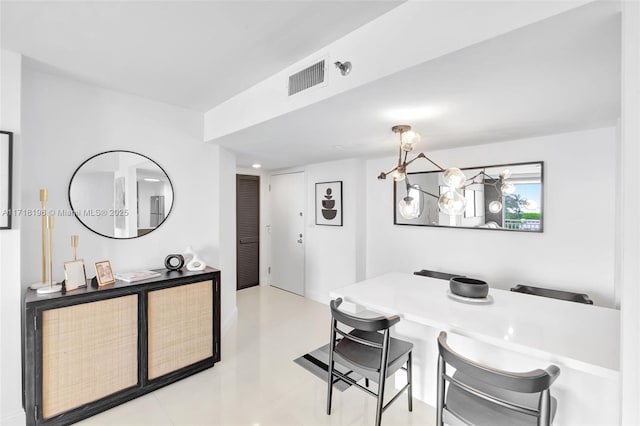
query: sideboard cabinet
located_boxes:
[23,268,221,426]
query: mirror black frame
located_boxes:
[0,131,13,230]
[68,150,174,239]
[393,161,544,232]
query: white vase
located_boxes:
[184,246,206,271]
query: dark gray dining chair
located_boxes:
[327,298,413,426]
[414,269,464,281]
[510,284,593,305]
[437,331,560,426]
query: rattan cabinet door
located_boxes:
[41,295,138,419]
[147,280,214,380]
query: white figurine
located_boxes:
[184,245,207,271]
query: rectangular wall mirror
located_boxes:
[0,131,13,230]
[394,161,543,232]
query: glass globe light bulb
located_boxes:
[442,168,466,189]
[438,190,466,216]
[488,200,503,213]
[501,181,516,194]
[401,130,420,152]
[522,199,538,210]
[398,196,420,219]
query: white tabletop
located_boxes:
[329,272,620,378]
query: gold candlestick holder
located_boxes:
[71,235,79,261]
[37,215,62,294]
[31,189,57,290]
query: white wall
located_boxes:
[0,233,21,426]
[367,127,617,307]
[20,66,236,326]
[619,0,640,423]
[0,49,24,426]
[219,148,237,330]
[299,158,367,303]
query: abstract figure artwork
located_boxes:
[315,181,342,226]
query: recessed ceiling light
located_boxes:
[333,145,344,149]
[251,163,262,169]
[383,105,446,122]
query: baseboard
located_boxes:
[304,289,330,305]
[0,410,26,426]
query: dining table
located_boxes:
[329,272,620,426]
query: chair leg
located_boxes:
[376,331,391,426]
[539,389,551,426]
[326,358,334,415]
[327,322,337,416]
[375,372,387,426]
[436,355,445,426]
[407,351,413,412]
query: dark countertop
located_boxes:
[25,267,220,307]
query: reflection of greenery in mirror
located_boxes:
[394,161,543,232]
[68,151,174,239]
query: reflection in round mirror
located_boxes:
[69,151,174,239]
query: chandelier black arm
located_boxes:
[377,165,399,180]
[406,152,444,171]
[464,170,496,185]
[405,183,439,200]
[462,170,504,192]
[379,147,446,180]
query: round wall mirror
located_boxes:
[69,151,174,239]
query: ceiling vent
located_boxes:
[288,59,325,96]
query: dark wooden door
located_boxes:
[236,174,260,290]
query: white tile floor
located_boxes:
[78,285,435,425]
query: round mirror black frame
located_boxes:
[68,150,174,239]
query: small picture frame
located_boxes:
[315,181,343,226]
[64,259,87,291]
[94,260,115,286]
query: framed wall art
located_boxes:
[315,181,342,226]
[1,131,13,229]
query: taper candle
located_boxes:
[40,189,48,283]
[36,214,61,294]
[47,216,54,287]
[71,235,79,261]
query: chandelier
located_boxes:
[378,125,523,219]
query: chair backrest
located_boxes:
[414,269,464,281]
[438,331,560,393]
[330,298,399,332]
[511,284,593,305]
[437,331,560,425]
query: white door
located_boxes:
[270,172,305,296]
